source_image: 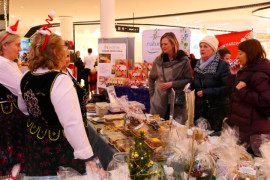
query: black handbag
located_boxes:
[162,63,186,106]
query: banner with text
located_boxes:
[142,28,191,63]
[97,43,126,90]
[216,30,252,61]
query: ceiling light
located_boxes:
[253,6,270,18]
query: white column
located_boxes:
[59,16,73,41]
[100,0,115,38]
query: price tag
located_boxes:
[134,123,144,130]
[238,165,256,176]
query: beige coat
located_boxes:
[149,50,192,124]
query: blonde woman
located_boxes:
[0,22,28,176]
[149,32,192,124]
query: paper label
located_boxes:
[152,138,160,142]
[238,165,256,176]
[160,126,165,129]
[134,123,144,130]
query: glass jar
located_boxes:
[107,152,130,180]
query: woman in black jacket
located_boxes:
[191,36,229,132]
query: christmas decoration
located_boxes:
[1,20,20,42]
[37,10,56,51]
[129,131,159,180]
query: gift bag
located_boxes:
[185,90,195,127]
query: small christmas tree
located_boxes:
[129,131,158,180]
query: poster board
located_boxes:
[97,37,135,92]
[97,43,126,89]
[215,30,252,61]
[142,28,191,63]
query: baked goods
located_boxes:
[148,114,161,121]
[115,139,133,152]
[145,137,162,148]
[86,103,95,112]
[104,114,125,122]
[95,102,109,115]
[105,132,126,144]
[91,117,105,123]
[113,120,125,129]
[148,120,160,131]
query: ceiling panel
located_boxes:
[7,0,270,35]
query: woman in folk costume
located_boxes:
[149,32,192,124]
[0,20,28,176]
[19,11,107,178]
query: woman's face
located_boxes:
[2,37,22,61]
[76,51,80,57]
[223,53,231,64]
[65,51,70,67]
[200,42,214,61]
[237,50,248,66]
[161,37,174,56]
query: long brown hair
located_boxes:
[238,39,266,65]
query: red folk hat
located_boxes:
[1,20,20,42]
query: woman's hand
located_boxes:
[159,82,172,90]
[230,63,240,75]
[197,90,203,97]
[236,81,246,90]
[85,160,109,178]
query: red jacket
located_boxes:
[227,59,270,146]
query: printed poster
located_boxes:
[142,28,191,63]
[97,43,126,90]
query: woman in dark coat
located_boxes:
[227,39,270,148]
[191,35,230,132]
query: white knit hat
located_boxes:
[199,35,219,53]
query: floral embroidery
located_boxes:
[24,89,41,117]
[82,94,89,111]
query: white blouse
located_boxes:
[0,56,26,110]
[19,67,93,160]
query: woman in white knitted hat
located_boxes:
[190,35,229,132]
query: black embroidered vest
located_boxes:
[0,83,17,115]
[21,71,64,141]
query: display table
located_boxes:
[86,121,116,170]
[114,86,150,113]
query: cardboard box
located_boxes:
[146,62,153,71]
[115,59,132,69]
[115,65,128,78]
[128,70,143,86]
[134,63,146,70]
